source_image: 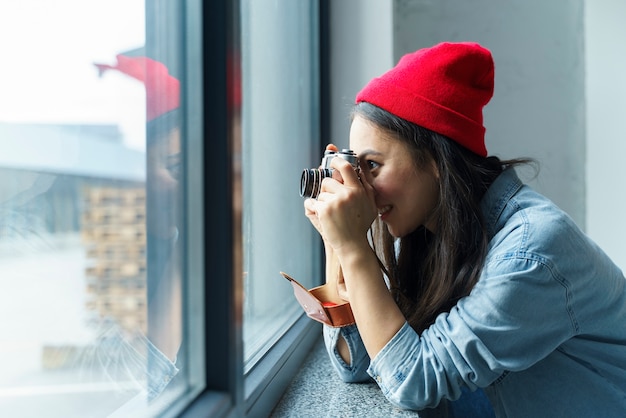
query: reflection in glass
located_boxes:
[0,1,191,416]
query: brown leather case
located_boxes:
[280,271,355,327]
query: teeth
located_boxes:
[378,205,391,216]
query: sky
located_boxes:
[0,0,146,150]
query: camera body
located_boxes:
[300,149,359,198]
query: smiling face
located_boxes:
[350,116,440,237]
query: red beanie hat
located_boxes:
[355,42,494,156]
[95,54,180,121]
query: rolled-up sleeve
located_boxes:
[323,324,371,383]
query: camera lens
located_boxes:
[300,168,332,198]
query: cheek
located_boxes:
[371,175,402,201]
[409,176,440,222]
[422,175,440,207]
[396,172,438,214]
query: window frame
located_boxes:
[178,0,330,416]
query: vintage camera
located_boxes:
[300,148,359,198]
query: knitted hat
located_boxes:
[355,42,494,156]
[95,54,180,121]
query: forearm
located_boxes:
[324,241,341,296]
[335,241,406,360]
[323,241,351,362]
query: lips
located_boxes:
[378,205,391,220]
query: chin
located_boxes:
[385,224,405,239]
[386,220,423,238]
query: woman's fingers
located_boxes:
[303,198,323,235]
[330,156,361,187]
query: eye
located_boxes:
[365,160,380,170]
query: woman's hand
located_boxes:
[312,155,377,254]
[304,144,339,238]
[304,197,324,237]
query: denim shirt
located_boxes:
[323,168,626,417]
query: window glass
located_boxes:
[240,0,321,371]
[0,1,199,416]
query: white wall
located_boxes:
[329,0,393,148]
[585,0,626,270]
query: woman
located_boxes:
[304,42,626,416]
[95,54,183,405]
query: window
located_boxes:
[197,0,325,415]
[236,0,325,414]
[0,1,203,416]
[0,0,325,416]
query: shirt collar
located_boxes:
[480,168,524,239]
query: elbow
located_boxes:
[328,356,372,383]
[375,376,446,411]
[383,391,443,412]
[386,392,426,411]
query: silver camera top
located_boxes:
[300,148,360,198]
[321,149,359,171]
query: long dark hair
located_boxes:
[353,102,532,333]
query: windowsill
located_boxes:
[270,334,448,418]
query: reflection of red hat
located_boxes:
[95,54,180,121]
[227,51,242,112]
[356,42,493,156]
